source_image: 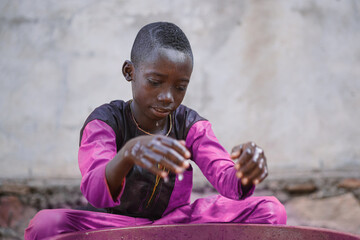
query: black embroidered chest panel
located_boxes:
[79,100,205,220]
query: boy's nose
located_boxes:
[158,89,174,103]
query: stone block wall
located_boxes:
[1,173,360,239]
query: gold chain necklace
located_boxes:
[129,100,172,208]
[129,100,172,136]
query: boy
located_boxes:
[25,22,286,240]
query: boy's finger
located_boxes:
[231,151,240,159]
[160,137,191,159]
[236,148,263,178]
[138,157,167,178]
[237,145,262,166]
[150,144,188,172]
[179,140,186,146]
[238,157,258,179]
[235,147,253,168]
[257,168,268,183]
[140,149,183,178]
[243,161,263,185]
[250,170,268,185]
[141,148,163,165]
[162,157,189,175]
[231,145,242,159]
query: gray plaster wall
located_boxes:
[1,0,359,179]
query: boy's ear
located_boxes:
[122,60,134,82]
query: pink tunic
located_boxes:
[78,119,254,211]
[25,113,286,240]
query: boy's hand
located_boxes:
[231,142,268,186]
[124,135,191,181]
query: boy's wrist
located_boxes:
[121,149,135,168]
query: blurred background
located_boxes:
[0,0,359,239]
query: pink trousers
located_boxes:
[25,195,286,240]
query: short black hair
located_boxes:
[131,22,193,67]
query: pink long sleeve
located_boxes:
[78,119,125,208]
[185,121,254,200]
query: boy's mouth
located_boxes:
[152,107,172,118]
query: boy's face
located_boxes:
[128,47,193,122]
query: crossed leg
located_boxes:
[25,195,286,240]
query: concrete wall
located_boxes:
[1,0,359,179]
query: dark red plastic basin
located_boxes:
[49,224,360,240]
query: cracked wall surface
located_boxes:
[1,0,360,178]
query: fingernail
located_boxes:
[242,178,248,185]
[253,179,259,185]
[246,148,251,154]
[178,173,184,181]
[184,160,190,168]
[231,151,239,158]
[236,171,243,178]
[164,176,169,183]
[235,164,240,170]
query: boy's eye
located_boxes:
[176,85,187,91]
[148,79,161,86]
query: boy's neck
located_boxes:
[130,101,170,135]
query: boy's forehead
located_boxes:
[139,47,193,69]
